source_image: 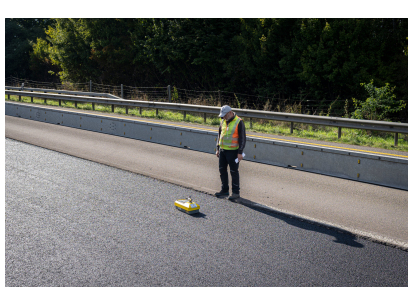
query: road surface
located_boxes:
[5,138,408,286]
[5,115,408,248]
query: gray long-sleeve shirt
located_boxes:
[216,113,246,154]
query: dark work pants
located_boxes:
[218,149,240,194]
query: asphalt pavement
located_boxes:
[5,138,408,287]
[5,115,408,249]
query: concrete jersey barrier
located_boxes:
[5,101,408,190]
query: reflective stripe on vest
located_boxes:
[219,115,242,150]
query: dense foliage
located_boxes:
[352,81,406,121]
[6,18,408,120]
[5,18,56,80]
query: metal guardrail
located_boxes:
[5,86,120,100]
[5,89,408,145]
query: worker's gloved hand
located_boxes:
[216,150,220,158]
[235,153,245,163]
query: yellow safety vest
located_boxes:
[219,115,242,150]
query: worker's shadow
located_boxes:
[237,198,364,248]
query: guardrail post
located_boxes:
[139,107,142,115]
[58,92,61,106]
[290,122,294,134]
[338,127,342,139]
[394,133,398,147]
[44,91,47,104]
[250,117,252,129]
[183,111,187,120]
[92,103,95,110]
[126,106,128,114]
[75,101,77,108]
[168,85,171,103]
[204,113,207,123]
[31,90,33,103]
[112,104,115,112]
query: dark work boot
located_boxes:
[215,190,229,197]
[228,193,240,201]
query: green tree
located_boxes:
[24,17,407,118]
[139,18,240,89]
[295,18,408,100]
[42,18,98,82]
[6,18,55,80]
[81,19,142,84]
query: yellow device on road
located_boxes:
[175,197,200,214]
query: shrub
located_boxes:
[351,81,406,121]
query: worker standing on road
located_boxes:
[215,105,246,200]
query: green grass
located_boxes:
[6,94,408,152]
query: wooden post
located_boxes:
[19,83,23,101]
[168,85,171,103]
